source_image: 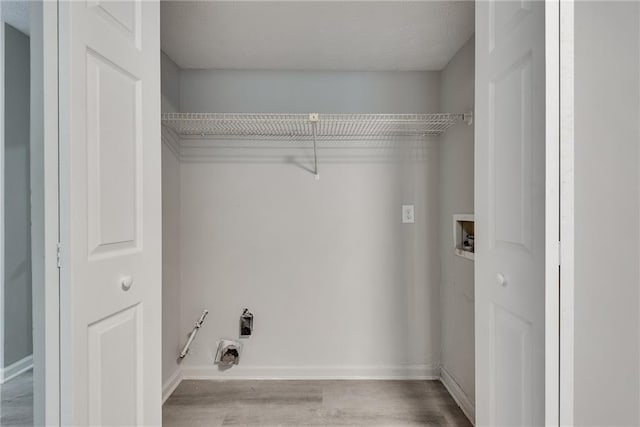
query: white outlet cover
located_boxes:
[402,205,415,224]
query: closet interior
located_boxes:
[160,2,476,425]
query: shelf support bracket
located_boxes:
[463,110,473,126]
[309,113,320,180]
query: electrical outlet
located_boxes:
[402,205,415,224]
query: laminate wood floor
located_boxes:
[0,369,33,427]
[163,380,472,427]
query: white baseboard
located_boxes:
[181,364,440,381]
[162,368,183,404]
[0,354,33,384]
[439,366,475,425]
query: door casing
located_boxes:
[49,1,569,425]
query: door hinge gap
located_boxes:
[57,242,62,269]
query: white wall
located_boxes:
[180,70,441,113]
[3,22,32,368]
[176,70,443,378]
[161,51,181,391]
[161,51,180,113]
[573,2,640,425]
[161,136,181,388]
[438,36,474,417]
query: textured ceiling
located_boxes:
[161,1,474,71]
[0,0,30,36]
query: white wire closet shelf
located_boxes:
[161,112,473,140]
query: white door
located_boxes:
[59,1,161,425]
[475,1,546,426]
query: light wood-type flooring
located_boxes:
[0,370,33,427]
[163,380,472,426]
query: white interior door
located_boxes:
[59,1,161,425]
[475,1,546,426]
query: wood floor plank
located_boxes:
[163,380,472,427]
[0,370,34,427]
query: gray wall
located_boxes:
[161,137,181,387]
[179,70,440,113]
[176,70,442,376]
[438,36,475,414]
[161,51,181,388]
[161,51,180,113]
[3,23,32,367]
[574,2,640,425]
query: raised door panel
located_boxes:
[489,52,533,252]
[87,0,141,49]
[490,304,533,426]
[86,51,142,258]
[490,0,532,52]
[88,305,142,426]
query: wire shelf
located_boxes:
[161,112,470,140]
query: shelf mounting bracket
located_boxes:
[309,113,320,180]
[463,110,474,126]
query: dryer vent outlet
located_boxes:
[215,339,241,366]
